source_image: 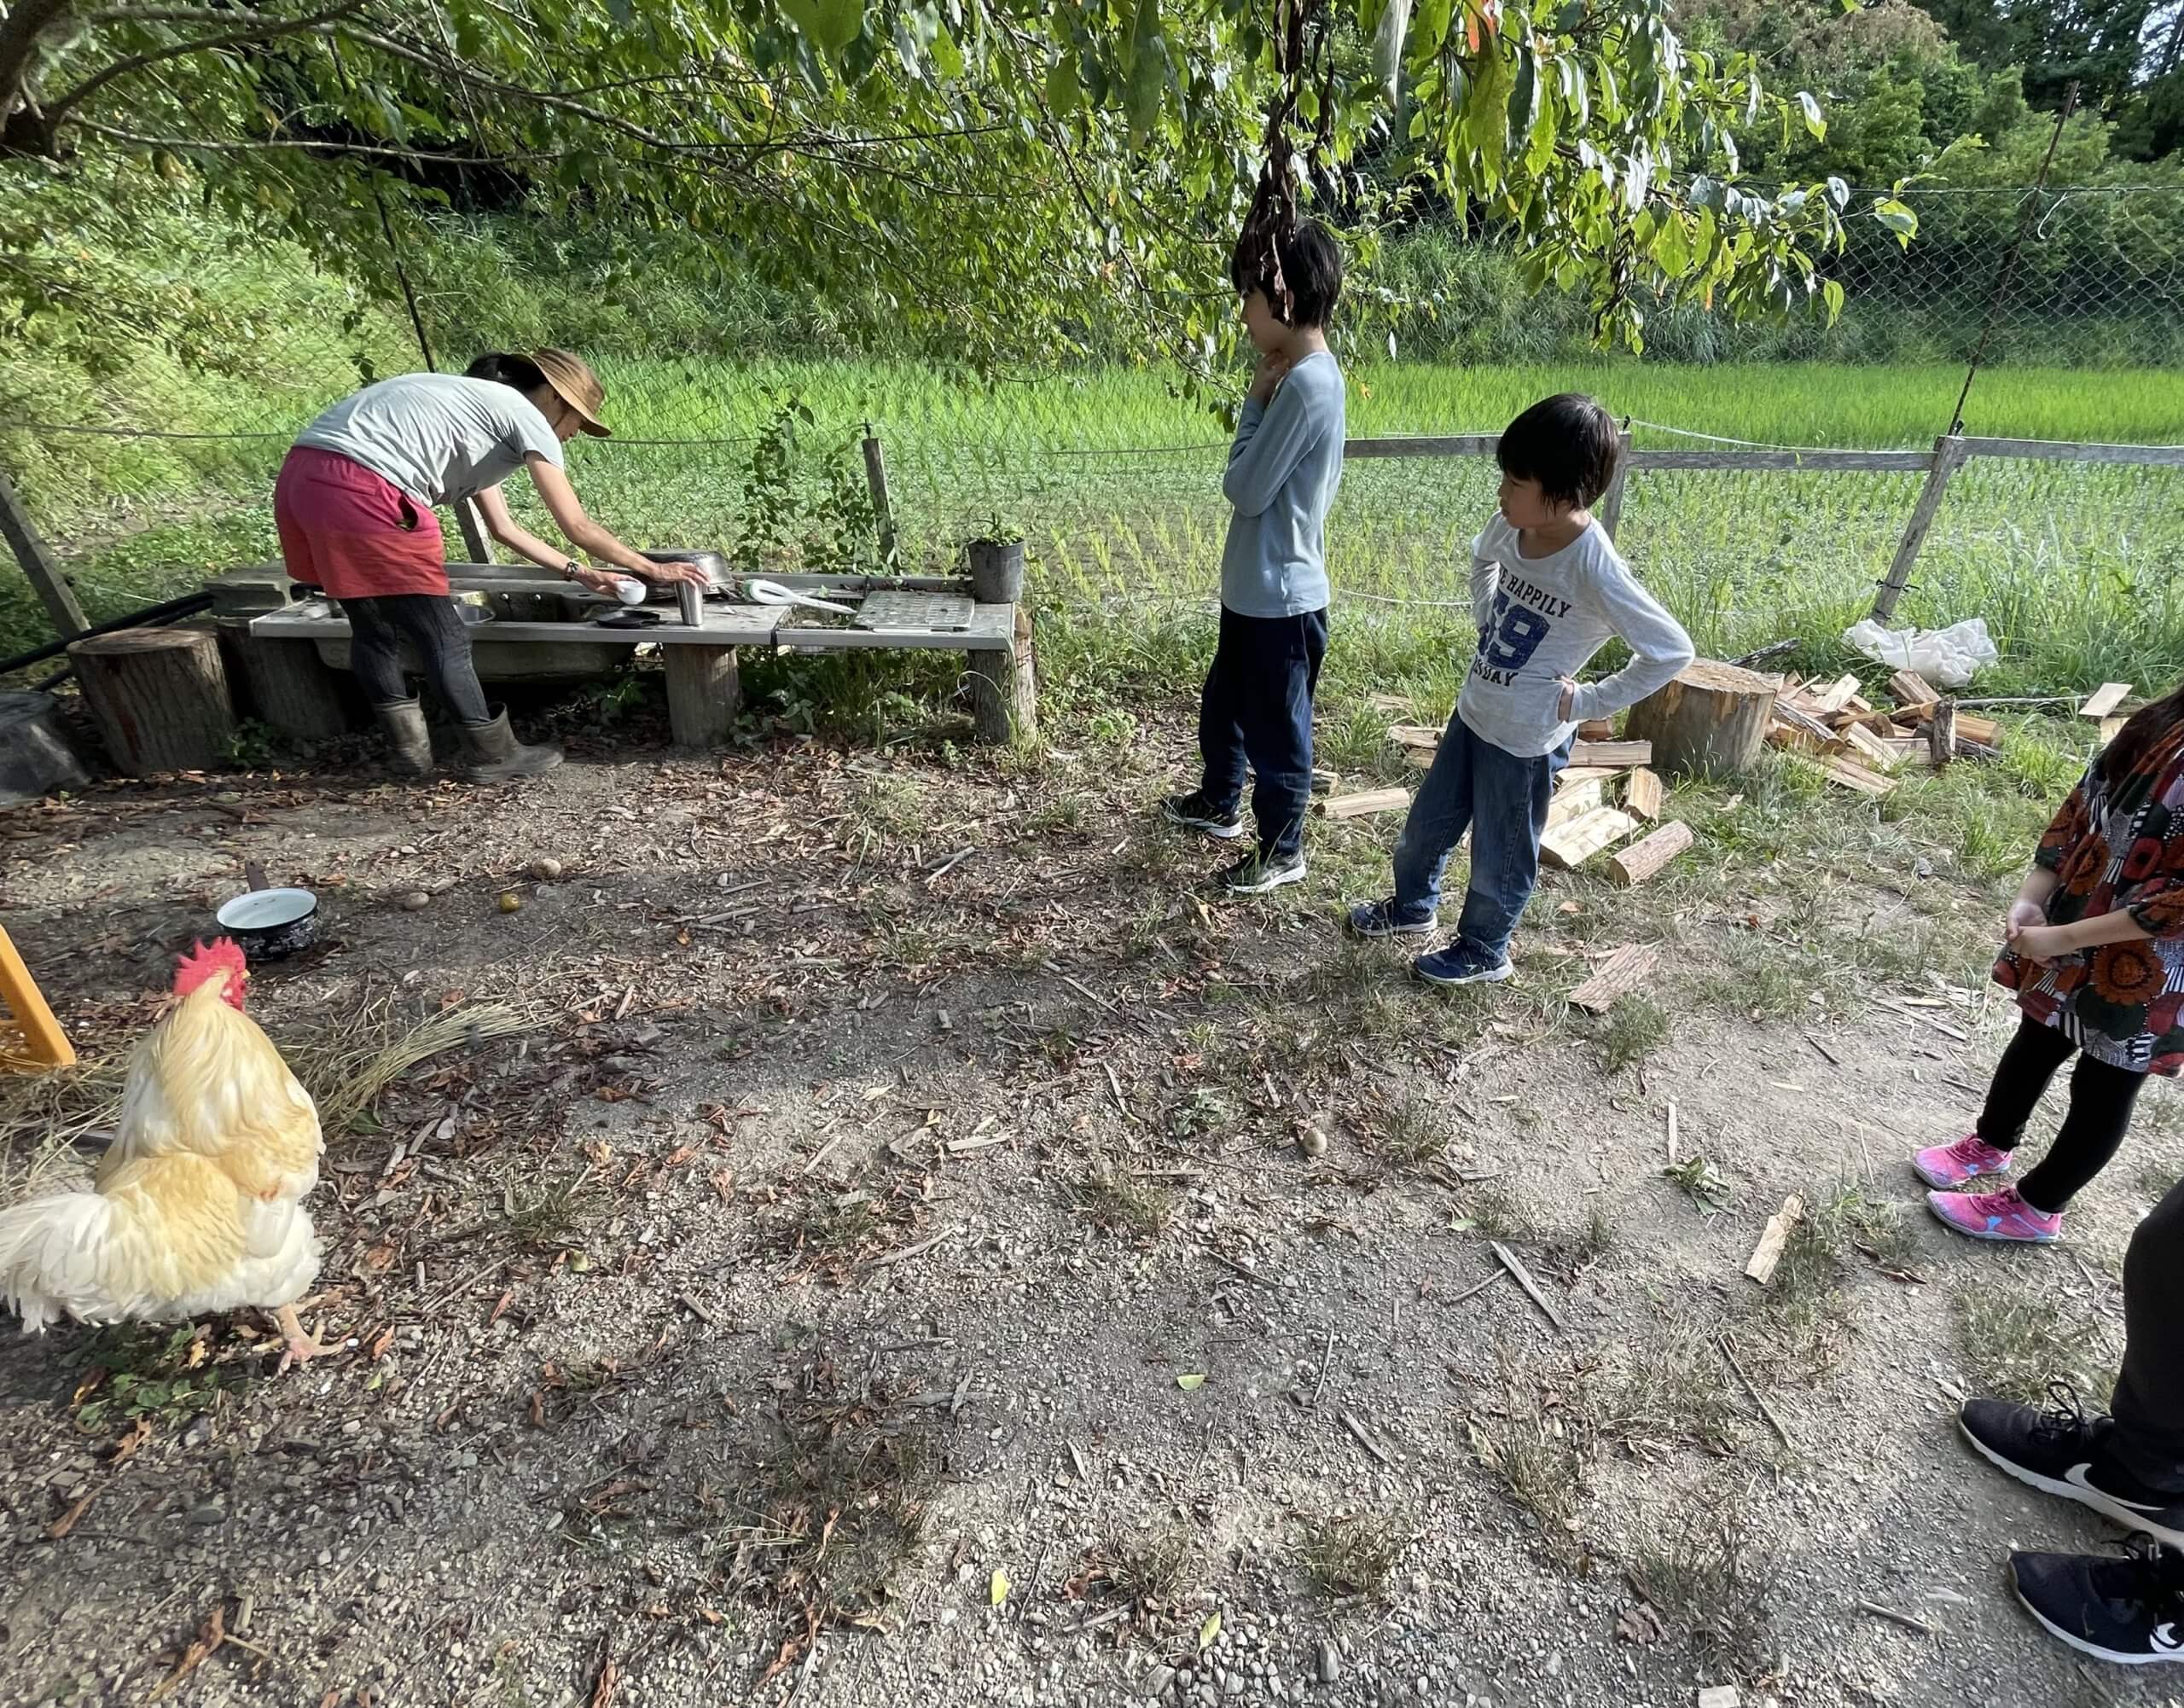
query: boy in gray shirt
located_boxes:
[1349,394,1693,983]
[1163,219,1346,895]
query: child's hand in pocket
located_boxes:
[1556,677,1579,721]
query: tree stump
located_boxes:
[0,692,90,807]
[664,645,739,750]
[67,626,236,775]
[1623,659,1776,778]
[228,626,359,742]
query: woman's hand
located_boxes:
[569,566,635,598]
[640,558,710,587]
[1557,677,1580,721]
[2010,923,2071,964]
[2004,898,2047,941]
[1247,353,1292,405]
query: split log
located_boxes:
[1622,766,1664,822]
[2081,682,2131,720]
[2101,715,2129,743]
[1745,1194,1807,1286]
[1888,670,1938,707]
[1568,739,1651,769]
[1575,718,1617,741]
[1568,944,1660,1014]
[1538,806,1638,870]
[1839,723,1903,771]
[1953,711,2000,747]
[1810,752,1898,797]
[1807,674,1862,715]
[67,626,235,775]
[1623,659,1776,778]
[1606,821,1693,887]
[1546,776,1605,828]
[1316,787,1410,819]
[1386,723,1442,750]
[1927,699,1957,769]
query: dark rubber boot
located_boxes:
[458,707,563,781]
[373,699,433,777]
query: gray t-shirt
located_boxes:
[1459,514,1694,758]
[295,373,563,506]
[1218,350,1345,618]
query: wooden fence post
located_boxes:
[862,427,897,567]
[1599,428,1634,542]
[0,463,88,639]
[1872,435,1971,622]
[454,497,494,564]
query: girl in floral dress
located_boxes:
[1914,691,2184,1244]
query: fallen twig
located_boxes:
[1339,1409,1396,1467]
[1856,1601,1934,1636]
[1490,1241,1569,1333]
[866,1225,959,1269]
[1717,1336,1794,1447]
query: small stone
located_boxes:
[400,891,431,911]
[1697,1689,1741,1708]
[527,857,564,880]
[1143,1665,1176,1699]
[185,1504,224,1525]
[1316,1640,1340,1685]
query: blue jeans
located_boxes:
[1389,712,1571,961]
[1197,605,1328,860]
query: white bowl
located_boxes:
[614,578,648,606]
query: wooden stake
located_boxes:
[1568,944,1660,1014]
[0,463,87,638]
[1744,1194,1806,1286]
[1927,699,1957,770]
[1606,821,1693,887]
[1872,434,1971,621]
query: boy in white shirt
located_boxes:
[1347,394,1693,985]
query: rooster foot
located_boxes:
[273,1304,332,1374]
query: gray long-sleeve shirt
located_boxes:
[1458,514,1694,758]
[1218,350,1345,618]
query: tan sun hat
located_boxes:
[529,348,613,438]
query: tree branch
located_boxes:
[46,0,367,125]
[67,113,566,165]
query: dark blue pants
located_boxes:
[1196,605,1328,860]
[1389,712,1571,961]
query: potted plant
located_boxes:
[966,520,1025,604]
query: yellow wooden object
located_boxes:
[0,927,73,1071]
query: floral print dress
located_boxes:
[1996,719,2184,1075]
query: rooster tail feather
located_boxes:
[0,1191,147,1332]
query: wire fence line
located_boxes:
[0,181,2177,670]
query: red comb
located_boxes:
[173,938,249,1002]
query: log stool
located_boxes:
[67,626,237,775]
[1625,659,1777,778]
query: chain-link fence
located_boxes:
[2,182,2180,682]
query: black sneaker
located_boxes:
[2012,1538,2184,1665]
[1413,942,1512,987]
[1162,791,1244,839]
[1220,851,1307,895]
[1348,898,1436,938]
[1960,1385,2184,1549]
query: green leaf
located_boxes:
[780,0,866,55]
[1046,53,1081,116]
[1199,1612,1222,1649]
[990,1567,1011,1606]
[1795,90,1825,142]
[1176,1372,1205,1391]
[1124,36,1169,142]
[1873,198,1918,247]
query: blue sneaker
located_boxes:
[1349,898,1436,938]
[1413,943,1511,987]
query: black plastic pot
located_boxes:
[967,538,1025,603]
[214,886,320,962]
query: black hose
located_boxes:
[0,591,215,678]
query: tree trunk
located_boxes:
[664,644,739,749]
[68,625,236,774]
[1623,659,1776,778]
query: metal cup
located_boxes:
[676,581,704,626]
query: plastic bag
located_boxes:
[1840,617,1999,688]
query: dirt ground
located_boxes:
[0,700,2177,1708]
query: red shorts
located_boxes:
[273,446,449,600]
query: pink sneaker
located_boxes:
[1913,1132,2014,1189]
[1926,1184,2062,1245]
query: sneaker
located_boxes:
[1926,1183,2062,1244]
[1413,943,1511,987]
[1162,791,1244,839]
[1349,898,1436,938]
[1960,1385,2184,1550]
[1219,851,1307,895]
[1914,1132,2015,1190]
[2011,1538,2184,1665]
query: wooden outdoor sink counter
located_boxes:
[237,570,1036,750]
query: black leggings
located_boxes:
[340,594,492,727]
[2112,1176,2184,1489]
[1976,1016,2147,1214]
